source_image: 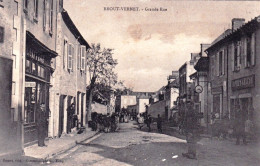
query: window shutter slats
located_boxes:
[251,33,256,66]
[222,50,225,75]
[80,45,86,71]
[244,38,247,68]
[238,43,241,68]
[216,53,219,76]
[231,44,235,71]
[68,44,72,70]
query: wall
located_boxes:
[148,100,166,118]
[137,98,149,114]
[0,1,23,156]
[120,95,136,109]
[91,102,107,115]
[50,10,87,137]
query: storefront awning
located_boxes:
[26,31,58,59]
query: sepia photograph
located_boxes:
[0,0,260,165]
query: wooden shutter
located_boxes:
[237,42,241,69]
[68,43,72,70]
[71,44,74,71]
[251,33,256,66]
[244,38,247,68]
[81,46,86,71]
[77,45,80,69]
[222,50,225,75]
[230,43,235,71]
[216,52,219,76]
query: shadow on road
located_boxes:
[78,140,193,166]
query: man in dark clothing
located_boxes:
[182,104,200,160]
[146,115,152,132]
[36,103,48,147]
[157,114,162,133]
[235,108,247,145]
[67,103,75,133]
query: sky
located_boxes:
[64,0,260,92]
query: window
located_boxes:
[77,45,81,69]
[68,43,74,71]
[43,0,47,30]
[211,55,215,78]
[245,33,256,67]
[63,39,68,69]
[80,45,86,71]
[0,26,4,43]
[33,0,38,21]
[233,41,241,71]
[49,0,54,35]
[23,0,28,13]
[218,50,224,76]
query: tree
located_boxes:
[86,43,118,122]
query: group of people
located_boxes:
[89,112,119,133]
[137,113,163,133]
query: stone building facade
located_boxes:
[206,16,260,135]
[49,7,90,138]
[0,0,23,156]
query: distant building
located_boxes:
[178,54,200,119]
[190,44,211,128]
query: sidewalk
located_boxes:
[24,128,99,159]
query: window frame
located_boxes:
[67,43,73,71]
[49,0,54,35]
[23,0,28,13]
[80,45,86,71]
[33,0,39,22]
[43,0,47,31]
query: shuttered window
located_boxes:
[251,33,256,66]
[77,45,81,69]
[68,44,73,70]
[80,46,86,71]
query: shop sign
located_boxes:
[232,75,255,91]
[25,82,36,87]
[211,86,222,95]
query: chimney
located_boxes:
[232,18,245,32]
[200,44,211,57]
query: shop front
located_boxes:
[24,32,57,145]
[211,86,223,120]
[230,75,255,121]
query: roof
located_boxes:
[206,16,260,53]
[61,9,90,48]
[194,57,209,71]
[26,31,58,58]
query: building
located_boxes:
[119,95,137,110]
[0,0,91,155]
[165,71,179,119]
[206,16,260,134]
[50,5,90,138]
[178,54,200,120]
[0,0,23,156]
[190,44,211,129]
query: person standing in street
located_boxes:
[182,104,200,160]
[67,103,75,133]
[234,107,247,145]
[36,103,48,147]
[147,115,152,132]
[157,114,162,133]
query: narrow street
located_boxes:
[43,121,260,166]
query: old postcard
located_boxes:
[0,0,260,165]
